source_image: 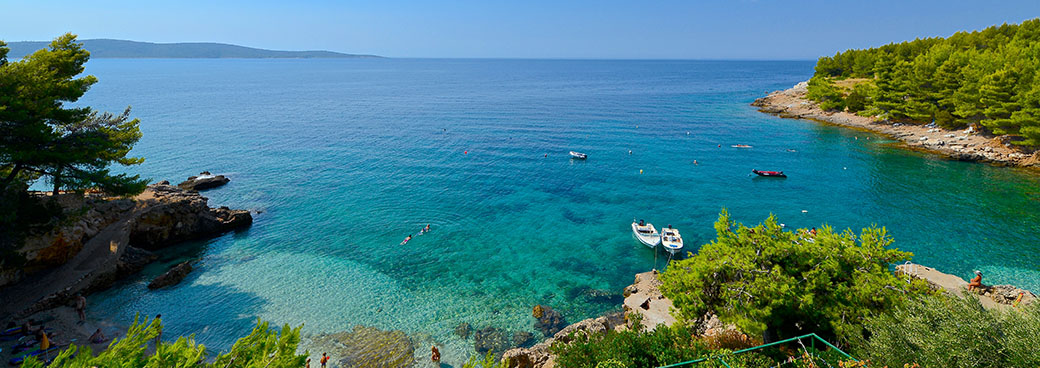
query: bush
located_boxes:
[855,294,1040,368]
[551,325,710,368]
[660,211,932,345]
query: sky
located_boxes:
[2,0,1039,59]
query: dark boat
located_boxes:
[752,169,786,178]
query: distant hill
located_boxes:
[4,39,381,59]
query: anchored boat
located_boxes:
[661,225,683,254]
[569,151,588,159]
[631,219,661,248]
[752,169,786,178]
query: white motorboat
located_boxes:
[661,225,683,255]
[631,220,660,248]
[569,151,588,159]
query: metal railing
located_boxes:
[658,333,857,368]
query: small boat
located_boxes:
[569,151,588,159]
[631,220,661,248]
[661,225,683,255]
[752,169,787,178]
[731,144,753,148]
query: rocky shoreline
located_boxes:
[752,81,1040,169]
[0,180,251,357]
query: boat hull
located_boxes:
[632,222,661,248]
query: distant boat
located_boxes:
[752,169,787,178]
[631,220,661,248]
[569,151,588,159]
[661,225,683,255]
[731,144,752,148]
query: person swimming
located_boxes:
[400,235,412,245]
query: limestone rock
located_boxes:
[307,325,414,368]
[512,331,534,347]
[130,184,252,250]
[148,261,194,289]
[177,172,230,191]
[532,305,566,337]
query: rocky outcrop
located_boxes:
[896,263,1036,310]
[622,270,677,331]
[502,313,625,368]
[15,197,135,276]
[1,183,252,317]
[148,260,194,289]
[177,171,230,191]
[306,325,414,368]
[130,184,251,250]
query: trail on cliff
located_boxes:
[0,193,152,317]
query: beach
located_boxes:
[752,81,1040,169]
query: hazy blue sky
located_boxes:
[3,0,1039,59]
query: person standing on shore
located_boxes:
[431,346,440,363]
[75,293,87,322]
[39,325,51,362]
[320,353,329,368]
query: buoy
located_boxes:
[717,144,721,148]
[639,169,643,174]
[843,167,847,170]
[686,131,690,135]
[628,150,632,155]
[464,150,468,154]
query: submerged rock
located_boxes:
[532,305,565,337]
[307,325,414,368]
[512,331,534,347]
[455,322,472,339]
[177,172,230,191]
[148,260,194,289]
[473,326,511,356]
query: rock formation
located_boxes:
[502,313,625,368]
[896,263,1036,310]
[474,326,512,355]
[532,305,566,337]
[0,183,252,317]
[148,260,195,289]
[130,184,251,250]
[177,171,230,191]
[622,270,677,331]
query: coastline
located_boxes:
[752,81,1040,169]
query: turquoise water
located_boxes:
[78,59,1040,365]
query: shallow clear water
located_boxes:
[77,59,1040,365]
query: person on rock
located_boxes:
[968,270,983,292]
[431,346,441,363]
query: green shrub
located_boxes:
[551,325,709,368]
[660,211,932,345]
[856,294,1040,368]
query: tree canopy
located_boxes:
[659,211,931,345]
[806,18,1040,145]
[0,33,147,196]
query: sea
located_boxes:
[69,58,1040,365]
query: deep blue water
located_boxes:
[74,59,1040,365]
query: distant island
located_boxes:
[5,38,381,59]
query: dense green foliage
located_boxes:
[807,18,1040,144]
[856,294,1040,368]
[0,33,147,195]
[550,324,854,368]
[21,316,306,368]
[659,211,931,345]
[550,325,711,368]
